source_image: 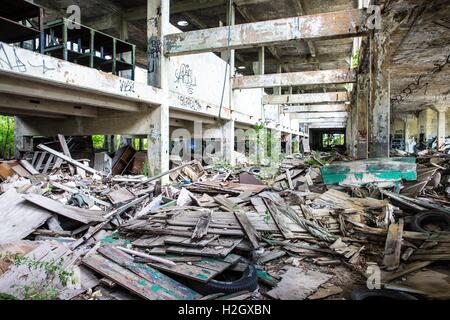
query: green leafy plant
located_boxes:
[351,49,360,69]
[92,135,105,150]
[0,116,14,159]
[0,253,76,300]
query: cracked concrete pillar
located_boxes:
[147,0,170,182]
[436,106,447,150]
[369,29,390,158]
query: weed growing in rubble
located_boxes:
[0,253,76,300]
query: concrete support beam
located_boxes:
[147,0,170,180]
[308,123,346,129]
[356,72,369,159]
[272,130,281,160]
[194,121,203,162]
[164,9,369,55]
[0,93,98,118]
[264,92,351,105]
[291,112,348,120]
[233,69,356,89]
[291,0,317,57]
[298,118,348,124]
[436,107,447,150]
[282,104,349,113]
[369,15,396,158]
[285,133,292,155]
[222,120,235,164]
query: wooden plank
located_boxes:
[96,246,201,300]
[267,267,332,300]
[262,197,295,239]
[42,154,54,174]
[191,210,211,240]
[107,188,135,205]
[23,193,105,224]
[285,169,294,190]
[0,189,51,244]
[164,9,369,55]
[147,253,241,283]
[19,160,39,175]
[234,211,261,249]
[233,69,356,89]
[35,152,46,171]
[382,219,404,270]
[37,144,99,175]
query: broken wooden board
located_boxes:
[92,245,201,300]
[146,253,241,283]
[308,283,343,300]
[107,188,135,205]
[262,197,295,239]
[382,218,404,270]
[387,268,450,299]
[234,211,260,249]
[191,210,211,240]
[320,157,417,186]
[267,267,332,300]
[0,189,51,244]
[165,237,242,258]
[23,193,105,224]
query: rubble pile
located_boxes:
[0,136,449,300]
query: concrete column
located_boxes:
[220,0,235,68]
[221,120,235,164]
[272,129,282,162]
[356,72,369,158]
[147,0,170,181]
[436,106,447,150]
[193,121,203,162]
[285,133,293,155]
[292,135,300,154]
[13,117,33,159]
[369,32,390,158]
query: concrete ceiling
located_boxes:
[30,0,449,114]
[384,0,450,114]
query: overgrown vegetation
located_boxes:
[0,116,15,159]
[0,252,76,300]
[351,49,360,69]
[92,135,105,150]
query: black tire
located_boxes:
[351,288,418,300]
[187,259,258,295]
[410,211,450,233]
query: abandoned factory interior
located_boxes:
[0,0,449,302]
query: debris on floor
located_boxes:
[0,137,449,300]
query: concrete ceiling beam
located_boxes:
[282,104,350,113]
[233,69,356,89]
[0,93,98,118]
[264,92,351,105]
[164,9,369,56]
[291,112,349,120]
